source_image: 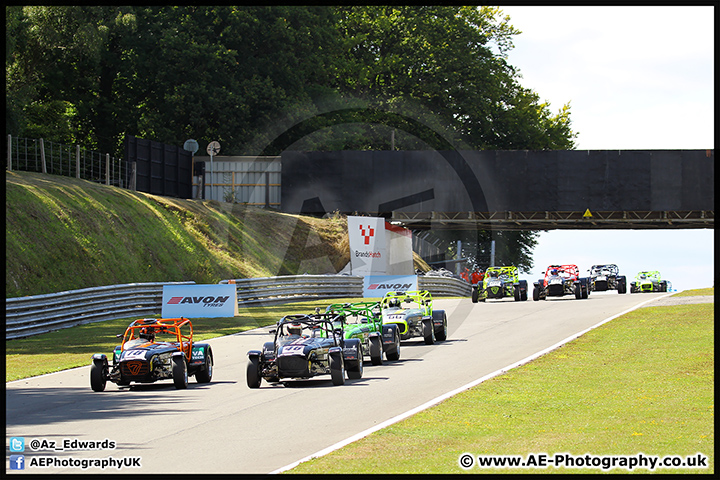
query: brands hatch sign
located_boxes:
[162,284,239,318]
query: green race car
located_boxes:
[471,265,528,302]
[325,301,401,363]
[630,271,669,293]
[379,290,447,345]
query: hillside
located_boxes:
[5,171,353,298]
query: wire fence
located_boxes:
[6,135,129,188]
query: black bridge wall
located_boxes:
[281,149,714,214]
[124,136,193,198]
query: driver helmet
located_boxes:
[139,327,155,342]
[287,323,302,336]
[489,271,498,277]
[388,298,400,308]
[550,269,558,276]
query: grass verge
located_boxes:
[286,298,714,474]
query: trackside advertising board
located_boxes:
[162,284,239,318]
[363,275,418,298]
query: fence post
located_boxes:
[131,161,137,191]
[106,153,110,185]
[265,170,270,208]
[76,145,80,178]
[7,134,11,171]
[40,138,47,173]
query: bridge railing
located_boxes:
[6,276,471,339]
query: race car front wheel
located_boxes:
[246,357,262,389]
[423,319,435,345]
[330,352,345,386]
[195,347,213,383]
[90,358,107,392]
[172,355,188,389]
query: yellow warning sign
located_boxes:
[583,209,593,218]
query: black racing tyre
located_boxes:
[514,286,521,301]
[195,347,213,383]
[346,339,363,380]
[533,287,540,301]
[330,352,345,386]
[471,286,479,303]
[90,358,107,392]
[385,328,401,361]
[433,310,448,342]
[172,355,188,389]
[423,318,435,345]
[246,356,262,388]
[369,335,383,365]
[574,284,582,299]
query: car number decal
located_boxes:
[122,349,146,360]
[279,345,305,356]
[386,314,405,320]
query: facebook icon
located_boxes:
[10,455,25,470]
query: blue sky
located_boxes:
[499,6,714,291]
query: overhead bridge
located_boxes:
[281,149,714,230]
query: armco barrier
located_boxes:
[418,275,473,297]
[6,275,471,340]
[220,275,364,305]
[5,282,194,340]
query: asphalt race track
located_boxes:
[6,292,671,474]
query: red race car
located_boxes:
[533,264,590,301]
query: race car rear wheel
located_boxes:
[423,319,435,345]
[90,358,107,392]
[369,336,383,365]
[195,347,213,383]
[330,352,345,386]
[172,355,188,389]
[574,284,582,299]
[471,286,479,303]
[246,356,262,388]
[533,287,540,301]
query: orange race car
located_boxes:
[90,317,213,391]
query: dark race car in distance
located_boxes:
[90,317,213,392]
[588,264,627,294]
[246,313,363,388]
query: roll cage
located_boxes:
[380,290,432,315]
[121,318,193,362]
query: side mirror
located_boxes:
[269,329,277,335]
[116,334,123,339]
[361,318,368,324]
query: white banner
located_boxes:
[162,284,239,318]
[347,216,387,275]
[362,275,418,298]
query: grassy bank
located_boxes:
[5,170,350,298]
